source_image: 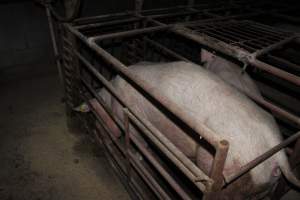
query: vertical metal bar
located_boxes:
[45,5,65,90]
[135,0,144,14]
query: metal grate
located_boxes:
[189,20,294,53]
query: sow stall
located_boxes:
[58,2,300,199]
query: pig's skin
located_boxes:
[97,62,291,199]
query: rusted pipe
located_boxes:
[126,120,192,199]
[226,131,300,184]
[124,109,213,192]
[89,25,171,42]
[248,58,300,87]
[45,6,65,90]
[129,151,172,200]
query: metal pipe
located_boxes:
[249,58,300,86]
[226,131,300,184]
[127,122,192,199]
[135,0,144,14]
[45,6,65,91]
[267,54,300,73]
[129,151,172,200]
[75,18,141,30]
[124,109,213,193]
[89,25,171,42]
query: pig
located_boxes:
[77,61,300,199]
[201,49,262,98]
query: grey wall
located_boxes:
[0,1,53,70]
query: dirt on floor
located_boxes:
[0,63,130,200]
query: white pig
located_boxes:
[78,61,300,199]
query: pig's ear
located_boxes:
[201,49,213,63]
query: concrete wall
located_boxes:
[0,1,53,70]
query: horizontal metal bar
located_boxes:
[89,25,171,42]
[74,11,134,25]
[75,17,141,30]
[268,54,300,73]
[249,58,300,86]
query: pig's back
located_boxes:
[128,61,284,185]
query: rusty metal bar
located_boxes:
[267,54,300,73]
[135,0,144,14]
[209,140,229,191]
[82,93,126,155]
[129,151,172,200]
[124,111,192,199]
[81,77,125,132]
[89,25,171,42]
[248,58,300,86]
[226,131,300,184]
[45,5,64,89]
[93,124,146,200]
[124,109,213,192]
[75,18,141,30]
[252,35,296,57]
[74,11,134,25]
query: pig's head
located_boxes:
[201,49,216,66]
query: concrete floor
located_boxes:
[0,63,130,200]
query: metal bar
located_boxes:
[89,25,171,42]
[244,90,300,127]
[93,124,146,200]
[226,131,300,184]
[75,18,141,30]
[252,35,296,57]
[81,78,125,132]
[129,151,172,200]
[135,0,144,14]
[124,109,213,192]
[84,98,125,154]
[268,54,300,73]
[74,11,134,25]
[249,58,300,86]
[127,121,192,199]
[45,6,64,89]
[209,140,229,192]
